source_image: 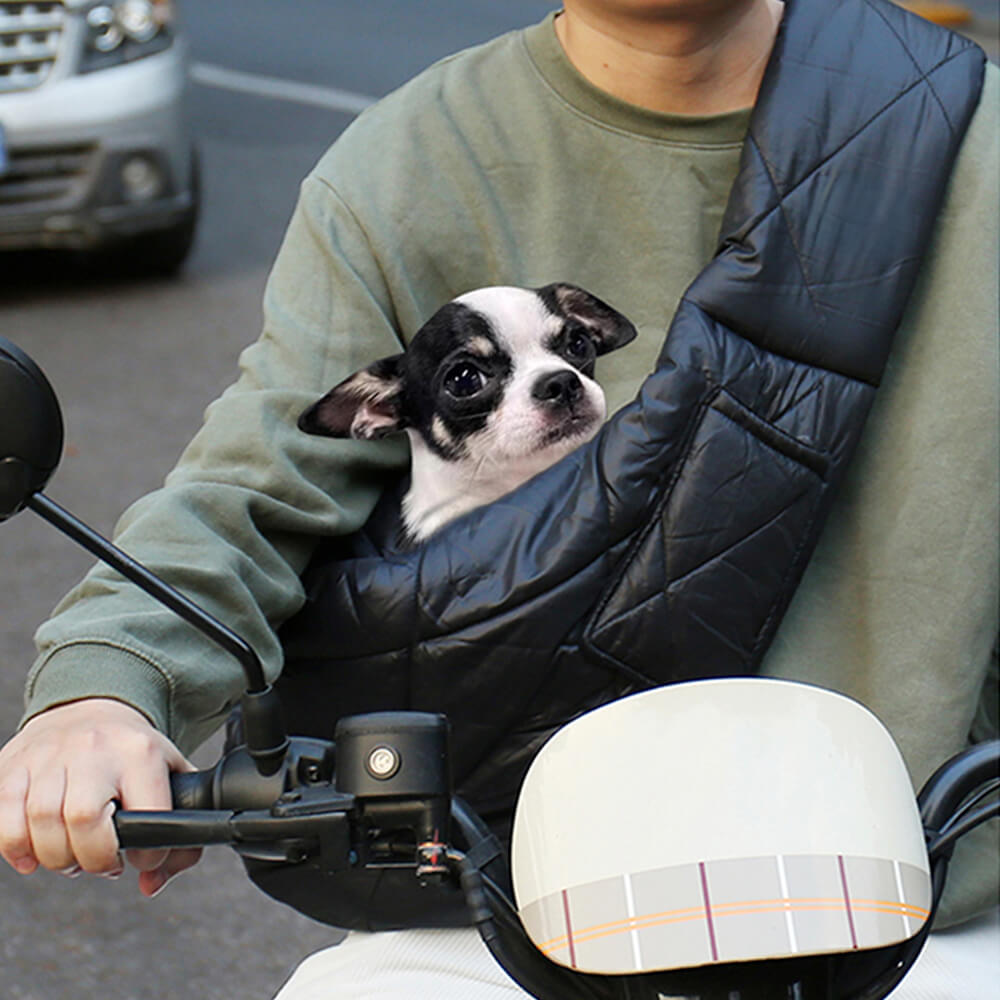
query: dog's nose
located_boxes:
[532,370,583,408]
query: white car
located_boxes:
[0,0,198,273]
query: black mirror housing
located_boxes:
[0,337,64,520]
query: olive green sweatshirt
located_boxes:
[23,16,998,922]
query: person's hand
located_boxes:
[0,698,202,896]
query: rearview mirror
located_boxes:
[0,336,64,520]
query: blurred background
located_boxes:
[0,2,995,998]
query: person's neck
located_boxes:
[554,1,784,115]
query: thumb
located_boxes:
[138,846,203,898]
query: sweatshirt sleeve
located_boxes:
[22,172,410,754]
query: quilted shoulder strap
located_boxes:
[581,0,987,678]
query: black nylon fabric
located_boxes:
[276,0,986,840]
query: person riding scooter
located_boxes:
[0,1,996,997]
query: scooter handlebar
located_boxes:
[114,809,236,849]
[112,768,234,849]
[112,770,230,850]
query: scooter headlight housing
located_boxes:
[511,679,932,983]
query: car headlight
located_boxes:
[80,0,175,73]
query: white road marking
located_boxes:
[190,63,377,115]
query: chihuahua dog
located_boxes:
[299,283,637,542]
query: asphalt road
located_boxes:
[0,3,996,999]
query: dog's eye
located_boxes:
[565,325,594,363]
[443,363,486,398]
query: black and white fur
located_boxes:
[299,283,637,542]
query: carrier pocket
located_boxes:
[582,387,830,685]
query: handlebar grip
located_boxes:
[170,768,216,810]
[115,809,235,849]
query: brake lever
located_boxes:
[114,785,359,867]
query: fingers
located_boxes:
[23,761,76,873]
[120,740,202,893]
[0,698,202,891]
[117,734,184,874]
[0,764,36,874]
[61,763,127,875]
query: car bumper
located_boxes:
[0,44,196,251]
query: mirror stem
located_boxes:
[25,491,290,776]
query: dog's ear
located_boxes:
[538,282,638,356]
[299,355,407,440]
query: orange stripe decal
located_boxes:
[537,896,930,956]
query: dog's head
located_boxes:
[300,283,636,538]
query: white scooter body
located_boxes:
[512,679,931,976]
